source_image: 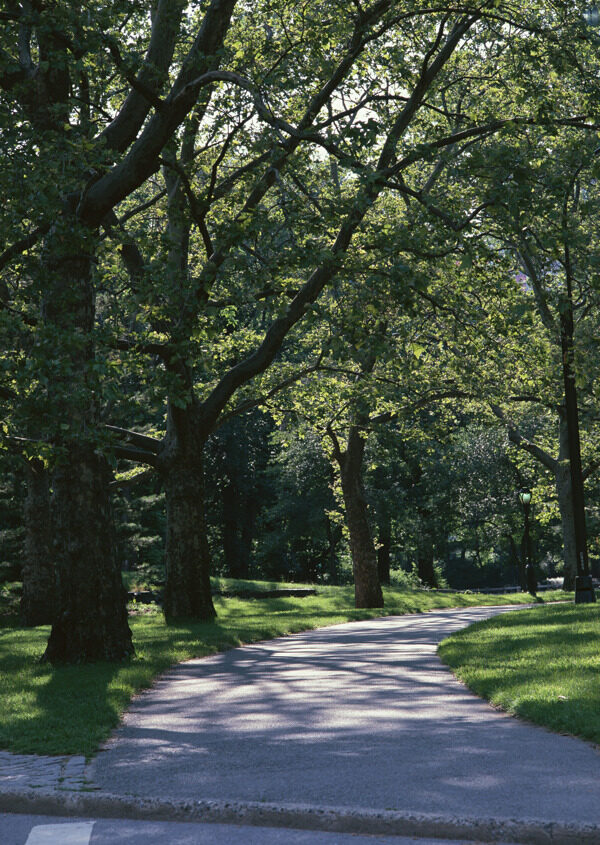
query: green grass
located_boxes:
[439,602,600,745]
[0,583,571,757]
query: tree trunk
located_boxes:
[160,406,215,620]
[416,503,438,588]
[21,459,55,627]
[556,417,577,590]
[417,541,438,588]
[222,479,251,579]
[239,497,255,577]
[41,227,133,663]
[377,510,391,585]
[43,446,133,662]
[335,428,383,608]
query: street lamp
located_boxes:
[518,489,537,597]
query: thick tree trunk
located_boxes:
[556,463,577,590]
[335,428,383,609]
[41,228,133,662]
[160,407,216,620]
[163,457,215,619]
[556,418,577,591]
[43,446,133,662]
[21,459,55,627]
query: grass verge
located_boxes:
[438,602,600,745]
[0,584,570,757]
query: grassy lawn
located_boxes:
[0,583,571,758]
[438,602,600,745]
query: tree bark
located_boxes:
[415,502,438,588]
[43,445,132,662]
[417,540,438,588]
[40,229,133,663]
[160,406,215,620]
[21,459,55,627]
[333,427,383,608]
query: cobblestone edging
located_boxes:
[0,751,93,792]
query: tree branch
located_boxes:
[216,356,324,427]
[0,223,51,272]
[105,424,162,454]
[110,468,156,489]
[490,403,557,472]
[99,0,186,153]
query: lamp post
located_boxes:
[519,489,536,597]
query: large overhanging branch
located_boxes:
[197,14,479,433]
[0,223,52,273]
[390,179,494,232]
[99,0,187,153]
[109,468,155,490]
[112,337,173,362]
[111,445,160,467]
[105,425,162,455]
[102,32,167,112]
[183,1,409,304]
[81,0,239,226]
[387,117,600,181]
[216,355,324,427]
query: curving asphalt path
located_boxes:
[87,604,600,833]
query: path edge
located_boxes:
[1,789,600,843]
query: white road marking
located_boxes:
[25,821,95,844]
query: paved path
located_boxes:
[2,605,600,841]
[86,605,600,827]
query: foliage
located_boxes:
[1,0,600,648]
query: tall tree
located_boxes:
[1,0,239,659]
[104,3,492,616]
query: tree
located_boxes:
[1,0,239,659]
[102,4,489,618]
[2,1,593,658]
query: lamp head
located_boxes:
[519,489,532,506]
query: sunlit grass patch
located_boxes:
[0,584,571,756]
[438,603,600,744]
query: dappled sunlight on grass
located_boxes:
[0,586,573,756]
[439,603,600,744]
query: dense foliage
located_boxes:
[1,0,599,658]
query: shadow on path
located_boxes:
[90,607,600,825]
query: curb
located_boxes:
[1,789,600,843]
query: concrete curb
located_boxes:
[1,789,600,843]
